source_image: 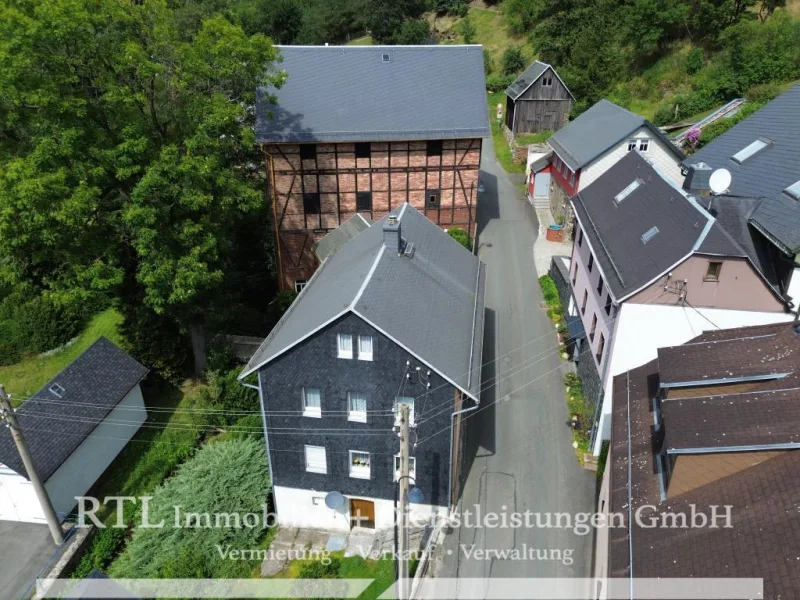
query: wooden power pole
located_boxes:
[397,403,411,600]
[0,385,64,545]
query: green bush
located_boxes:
[685,47,704,75]
[447,227,472,251]
[459,15,476,43]
[267,290,298,329]
[200,369,259,427]
[486,74,515,91]
[483,48,494,75]
[300,557,341,579]
[501,46,525,76]
[228,414,265,441]
[72,527,129,578]
[746,82,781,103]
[538,275,559,307]
[110,438,270,578]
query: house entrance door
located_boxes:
[349,498,375,529]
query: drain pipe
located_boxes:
[447,400,480,513]
[241,375,275,492]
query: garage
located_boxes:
[0,337,148,523]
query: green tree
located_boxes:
[367,0,427,43]
[502,46,526,76]
[0,1,284,375]
[394,18,430,44]
[459,15,476,44]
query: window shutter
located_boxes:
[305,446,327,473]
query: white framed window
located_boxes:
[305,445,327,474]
[302,387,321,418]
[49,383,65,398]
[349,450,371,479]
[638,138,650,152]
[569,170,576,185]
[394,454,417,482]
[337,333,353,359]
[294,279,307,293]
[395,396,415,426]
[357,335,373,361]
[348,392,367,423]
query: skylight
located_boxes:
[731,138,769,164]
[641,226,660,244]
[382,54,390,63]
[784,179,800,201]
[49,383,65,398]
[614,179,642,204]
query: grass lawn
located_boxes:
[434,7,532,69]
[347,35,373,45]
[276,554,398,600]
[0,308,124,402]
[488,91,526,174]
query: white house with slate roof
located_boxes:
[0,338,148,523]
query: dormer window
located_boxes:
[731,138,770,164]
[784,180,800,201]
[641,226,660,244]
[614,179,642,204]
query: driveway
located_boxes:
[434,138,596,594]
[0,520,60,599]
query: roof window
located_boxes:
[641,226,660,244]
[731,138,770,164]
[382,54,390,63]
[614,179,642,204]
[49,383,65,398]
[784,180,800,201]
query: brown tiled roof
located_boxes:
[657,322,798,385]
[608,321,800,599]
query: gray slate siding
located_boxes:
[259,312,454,506]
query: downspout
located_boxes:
[241,373,276,494]
[263,148,285,291]
[447,400,480,513]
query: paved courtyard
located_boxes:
[0,520,61,599]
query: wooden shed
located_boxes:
[505,61,574,136]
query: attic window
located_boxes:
[731,138,769,164]
[542,76,553,86]
[49,383,65,398]
[382,54,390,63]
[614,179,642,204]
[641,226,660,244]
[784,180,800,200]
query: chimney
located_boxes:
[383,215,404,254]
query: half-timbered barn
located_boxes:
[255,45,489,291]
[505,60,574,136]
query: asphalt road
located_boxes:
[434,138,596,594]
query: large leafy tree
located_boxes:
[0,0,284,375]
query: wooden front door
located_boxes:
[350,499,375,529]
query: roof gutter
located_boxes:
[447,400,480,513]
[668,441,800,454]
[660,372,790,389]
[571,195,623,302]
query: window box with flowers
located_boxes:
[349,451,371,479]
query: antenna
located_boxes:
[709,168,732,195]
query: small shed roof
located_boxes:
[505,60,574,101]
[312,214,371,262]
[256,45,490,143]
[0,338,148,481]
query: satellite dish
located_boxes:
[709,168,732,195]
[324,491,345,510]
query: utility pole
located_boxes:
[0,385,64,545]
[397,403,410,600]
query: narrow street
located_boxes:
[434,137,596,593]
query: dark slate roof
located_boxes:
[571,151,712,300]
[256,45,490,143]
[547,99,683,170]
[241,204,486,400]
[0,338,148,481]
[696,194,786,295]
[312,213,371,262]
[683,84,800,252]
[609,322,800,598]
[505,60,574,101]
